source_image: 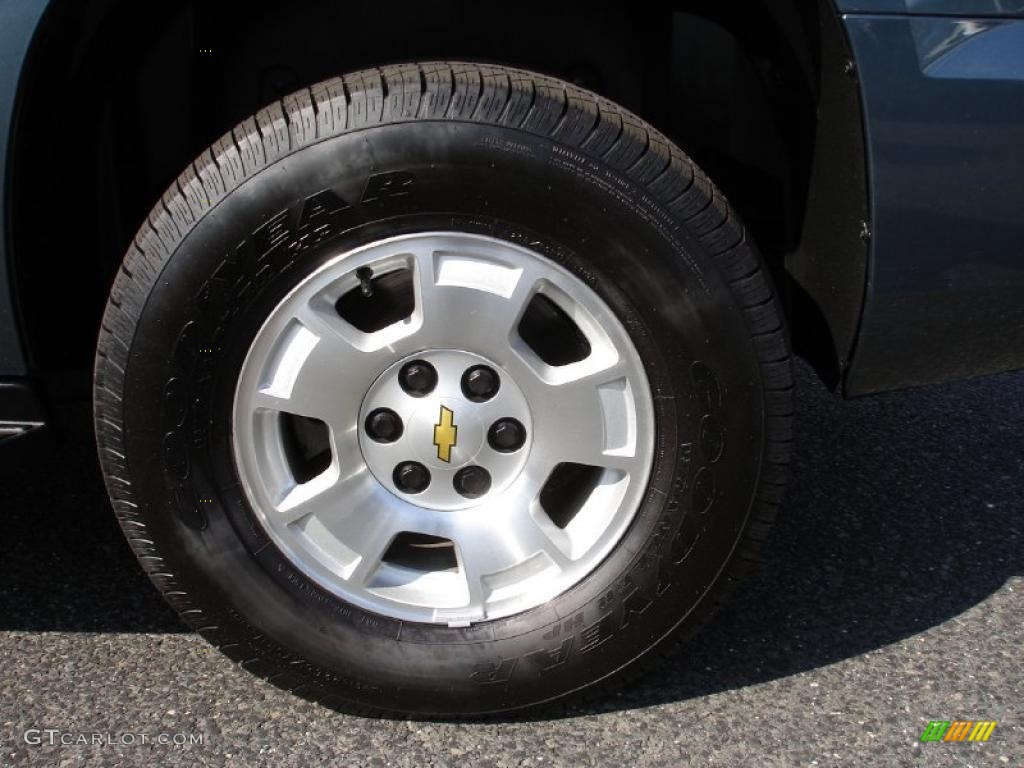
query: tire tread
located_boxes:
[94,61,793,719]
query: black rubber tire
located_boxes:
[94,62,793,718]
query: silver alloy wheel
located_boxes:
[232,233,655,625]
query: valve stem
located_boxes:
[356,266,375,297]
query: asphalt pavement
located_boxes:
[0,360,1021,767]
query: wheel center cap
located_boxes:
[358,350,533,510]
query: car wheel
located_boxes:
[94,62,792,717]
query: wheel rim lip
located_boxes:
[231,231,656,625]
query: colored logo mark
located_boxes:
[920,720,997,742]
[433,405,458,463]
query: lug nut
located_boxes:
[461,365,500,402]
[399,360,437,397]
[453,465,492,499]
[488,418,526,453]
[393,461,431,494]
[365,408,403,443]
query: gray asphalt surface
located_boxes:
[0,360,1021,767]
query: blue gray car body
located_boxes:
[2,0,1023,451]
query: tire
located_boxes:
[94,62,792,717]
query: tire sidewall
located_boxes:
[120,121,764,714]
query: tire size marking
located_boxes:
[547,144,709,295]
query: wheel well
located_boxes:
[9,0,864,388]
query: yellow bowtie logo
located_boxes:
[433,405,458,463]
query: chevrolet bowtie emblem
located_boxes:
[433,405,458,462]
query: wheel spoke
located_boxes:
[516,357,643,475]
[455,544,490,622]
[557,438,641,474]
[451,522,517,620]
[342,510,405,586]
[448,503,573,618]
[311,482,419,586]
[411,246,542,355]
[274,464,371,525]
[512,506,573,569]
[249,301,392,426]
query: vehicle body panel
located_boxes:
[837,1,1024,16]
[842,11,1024,393]
[0,0,49,376]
